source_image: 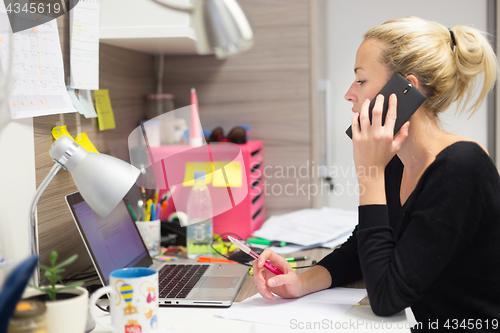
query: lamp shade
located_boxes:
[49,136,140,217]
[193,0,254,58]
[151,0,254,58]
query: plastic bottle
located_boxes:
[186,170,213,259]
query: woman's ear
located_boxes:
[405,74,420,89]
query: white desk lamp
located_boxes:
[30,136,140,286]
[150,0,254,59]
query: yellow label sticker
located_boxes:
[94,89,116,131]
[75,133,99,153]
[182,162,213,187]
[212,161,242,187]
[52,125,74,140]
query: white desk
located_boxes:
[91,303,411,333]
[90,248,413,332]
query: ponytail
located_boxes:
[364,17,498,116]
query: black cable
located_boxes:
[61,272,98,283]
[211,233,315,269]
[95,303,109,313]
[173,228,316,269]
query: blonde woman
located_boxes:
[253,17,500,331]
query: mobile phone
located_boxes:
[345,73,426,139]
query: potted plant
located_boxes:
[24,251,89,333]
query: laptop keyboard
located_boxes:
[158,264,209,299]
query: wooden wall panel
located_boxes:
[160,0,312,217]
[32,0,312,277]
[33,15,156,275]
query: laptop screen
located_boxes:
[66,192,153,285]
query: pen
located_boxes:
[151,202,156,221]
[228,236,284,275]
[154,188,159,207]
[196,256,237,263]
[127,204,137,221]
[146,199,153,221]
[247,237,287,247]
[160,201,168,219]
[285,256,308,262]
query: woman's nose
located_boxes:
[345,83,357,102]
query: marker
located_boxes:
[197,256,237,264]
[127,204,137,221]
[285,256,307,262]
[150,202,156,220]
[247,237,286,247]
[228,236,284,275]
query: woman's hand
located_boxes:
[351,94,409,181]
[351,93,409,205]
[252,249,303,300]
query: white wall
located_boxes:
[0,0,37,287]
[0,115,36,285]
[326,0,488,210]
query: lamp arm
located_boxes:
[29,162,63,287]
[150,0,194,14]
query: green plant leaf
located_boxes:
[50,251,58,266]
[39,264,52,272]
[53,268,66,275]
[54,254,79,269]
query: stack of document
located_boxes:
[251,207,357,254]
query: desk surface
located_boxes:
[91,247,411,332]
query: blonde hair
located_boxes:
[364,17,498,116]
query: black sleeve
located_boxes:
[356,156,484,317]
[316,225,363,287]
[315,156,402,288]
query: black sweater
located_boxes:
[317,141,500,332]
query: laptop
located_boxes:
[66,192,249,307]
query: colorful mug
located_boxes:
[89,267,158,333]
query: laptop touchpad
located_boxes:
[199,277,234,289]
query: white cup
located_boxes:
[89,267,159,333]
[135,220,161,256]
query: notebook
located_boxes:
[66,192,249,307]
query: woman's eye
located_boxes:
[356,80,365,85]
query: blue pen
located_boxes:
[151,203,156,221]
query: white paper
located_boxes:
[78,88,97,118]
[252,230,353,255]
[67,86,89,115]
[217,288,367,327]
[0,10,77,119]
[252,207,358,247]
[70,0,99,90]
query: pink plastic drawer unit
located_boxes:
[148,140,265,239]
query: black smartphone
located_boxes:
[345,73,426,139]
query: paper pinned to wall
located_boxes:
[94,89,115,131]
[67,86,90,116]
[78,89,98,118]
[70,0,100,90]
[0,10,76,119]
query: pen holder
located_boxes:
[135,220,161,256]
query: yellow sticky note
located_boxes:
[182,162,213,187]
[75,133,99,153]
[94,89,116,131]
[52,126,74,140]
[212,161,242,187]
